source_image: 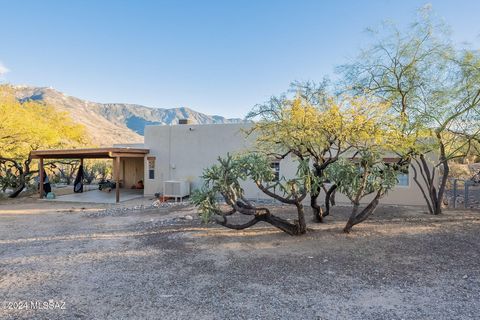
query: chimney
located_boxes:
[178,119,191,125]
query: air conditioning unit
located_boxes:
[163,180,190,202]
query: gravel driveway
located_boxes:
[0,200,479,319]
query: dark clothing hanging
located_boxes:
[43,169,52,195]
[39,170,51,196]
[74,165,84,193]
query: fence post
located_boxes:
[464,181,469,209]
[453,179,457,209]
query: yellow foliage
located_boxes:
[251,94,409,160]
[0,85,89,160]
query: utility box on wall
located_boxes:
[163,180,190,202]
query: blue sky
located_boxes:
[1,0,479,118]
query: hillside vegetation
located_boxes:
[12,85,243,145]
[0,86,89,196]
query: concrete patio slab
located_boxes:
[44,189,143,204]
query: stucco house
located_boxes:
[32,122,436,206]
[141,122,433,206]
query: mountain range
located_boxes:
[11,86,244,146]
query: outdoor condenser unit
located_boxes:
[163,180,190,202]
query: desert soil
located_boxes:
[0,196,479,320]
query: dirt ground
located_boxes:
[0,197,479,320]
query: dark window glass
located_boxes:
[148,158,155,180]
[270,162,280,181]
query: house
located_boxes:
[142,122,434,206]
[32,122,436,206]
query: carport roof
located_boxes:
[30,147,150,159]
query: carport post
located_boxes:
[39,157,44,198]
[115,156,120,203]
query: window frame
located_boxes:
[147,157,156,180]
[270,161,280,182]
[390,161,410,188]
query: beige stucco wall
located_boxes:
[323,159,431,206]
[143,123,437,207]
[144,123,258,197]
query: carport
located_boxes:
[30,147,149,203]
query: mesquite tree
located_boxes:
[410,50,480,214]
[325,154,398,233]
[0,158,35,197]
[192,153,319,235]
[52,161,80,185]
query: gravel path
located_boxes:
[0,200,479,319]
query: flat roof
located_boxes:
[30,147,150,159]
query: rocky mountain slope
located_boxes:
[11,86,243,146]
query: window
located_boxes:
[270,161,280,181]
[147,157,155,180]
[396,165,409,187]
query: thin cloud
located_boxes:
[0,61,10,75]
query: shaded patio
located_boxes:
[30,147,149,203]
[43,189,144,204]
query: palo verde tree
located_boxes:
[338,9,480,214]
[0,85,88,197]
[247,86,399,222]
[324,97,401,233]
[192,153,319,235]
[247,83,355,222]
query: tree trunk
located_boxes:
[310,187,323,222]
[6,159,31,198]
[310,163,326,223]
[219,214,305,236]
[330,189,336,206]
[323,184,337,218]
[343,191,382,233]
[9,183,25,198]
[411,160,435,214]
[344,202,359,233]
[434,136,449,215]
[412,149,448,215]
[216,201,306,236]
[263,214,304,235]
[295,202,307,234]
[311,184,337,223]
